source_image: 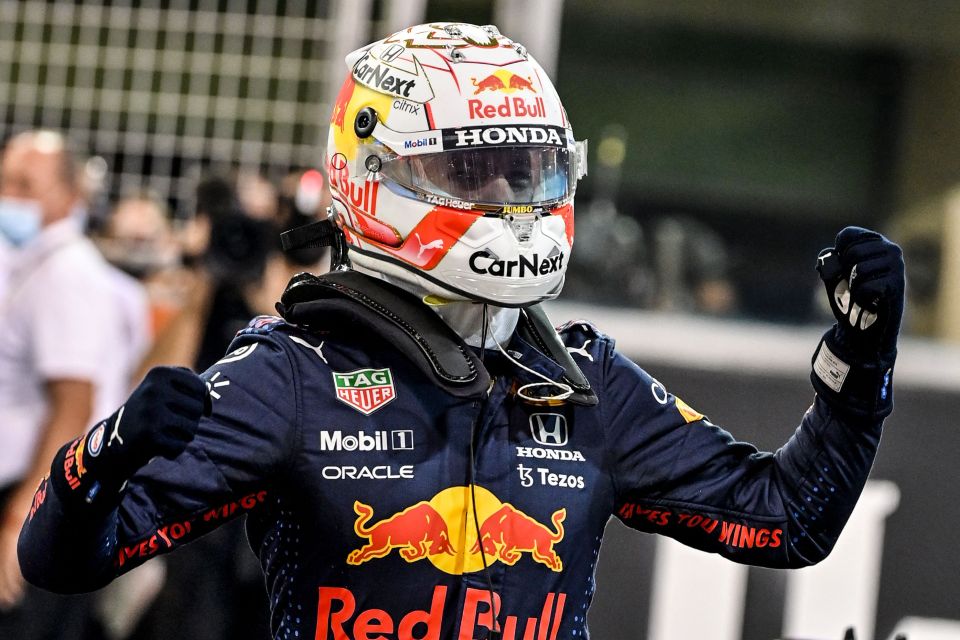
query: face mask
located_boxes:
[0,197,43,246]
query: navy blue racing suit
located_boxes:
[18,315,883,639]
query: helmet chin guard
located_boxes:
[326,22,586,307]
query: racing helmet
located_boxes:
[326,22,587,307]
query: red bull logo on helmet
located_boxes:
[347,485,566,575]
[468,96,547,120]
[471,70,538,95]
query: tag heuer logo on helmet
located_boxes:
[332,368,396,415]
[444,125,565,149]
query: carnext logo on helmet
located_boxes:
[353,55,417,98]
[444,125,566,149]
[469,249,564,277]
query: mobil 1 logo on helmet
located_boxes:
[332,368,396,415]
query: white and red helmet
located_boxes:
[326,22,587,307]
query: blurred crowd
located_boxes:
[0,129,329,640]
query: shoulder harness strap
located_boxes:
[276,270,597,406]
[277,270,489,397]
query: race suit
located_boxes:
[18,315,883,640]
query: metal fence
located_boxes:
[0,0,335,217]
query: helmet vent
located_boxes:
[505,213,539,245]
[447,45,466,63]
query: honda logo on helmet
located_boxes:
[445,125,565,149]
[379,43,405,62]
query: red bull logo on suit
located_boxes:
[346,485,565,575]
[316,585,567,640]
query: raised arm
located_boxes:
[607,227,904,567]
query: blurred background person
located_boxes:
[96,190,188,341]
[563,125,655,306]
[88,190,190,640]
[235,168,331,328]
[138,173,277,375]
[0,232,11,302]
[138,168,329,376]
[0,129,140,638]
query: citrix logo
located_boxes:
[469,249,564,278]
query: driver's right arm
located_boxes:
[17,329,301,594]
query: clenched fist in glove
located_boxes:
[812,226,905,419]
[50,367,210,511]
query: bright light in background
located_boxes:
[296,169,325,214]
[597,135,626,169]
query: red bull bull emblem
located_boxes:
[347,501,455,564]
[471,504,565,571]
[471,70,537,94]
[332,368,396,415]
[347,485,565,574]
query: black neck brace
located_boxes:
[276,270,597,406]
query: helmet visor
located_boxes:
[377,146,574,208]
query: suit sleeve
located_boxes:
[601,341,883,568]
[18,329,301,593]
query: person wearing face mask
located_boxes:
[0,130,133,638]
[17,25,904,640]
[0,234,11,303]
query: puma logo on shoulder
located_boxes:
[289,335,329,364]
[108,406,125,447]
[566,339,593,362]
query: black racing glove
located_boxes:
[811,226,905,419]
[50,367,210,511]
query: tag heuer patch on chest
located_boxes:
[332,368,396,415]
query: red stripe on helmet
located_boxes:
[330,76,356,132]
[360,206,477,270]
[553,203,574,246]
